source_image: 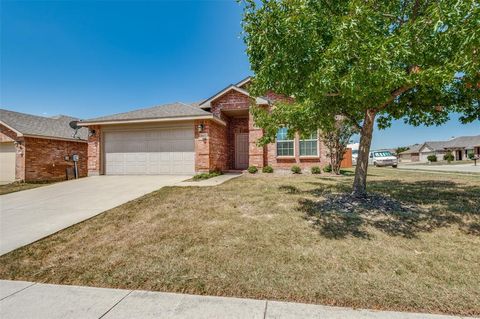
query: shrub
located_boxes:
[262,165,273,173]
[468,153,475,160]
[311,166,321,174]
[192,171,222,181]
[247,166,258,174]
[323,164,332,173]
[427,155,437,162]
[444,151,454,163]
[291,165,302,174]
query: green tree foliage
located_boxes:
[395,146,410,155]
[444,151,455,163]
[241,0,479,196]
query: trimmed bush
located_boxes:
[192,171,222,181]
[427,155,437,162]
[444,151,454,163]
[323,164,332,173]
[468,153,475,160]
[311,166,321,174]
[262,165,274,173]
[291,165,302,174]
[247,166,258,174]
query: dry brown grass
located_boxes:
[0,168,479,316]
[0,181,51,195]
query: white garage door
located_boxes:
[0,142,16,184]
[104,127,195,175]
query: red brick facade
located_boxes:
[194,119,228,172]
[24,137,87,181]
[87,125,102,175]
[211,90,253,121]
[83,82,351,174]
[0,123,87,182]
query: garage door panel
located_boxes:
[104,127,194,175]
[0,143,16,183]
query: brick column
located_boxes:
[248,112,264,168]
[194,120,210,172]
[87,125,102,176]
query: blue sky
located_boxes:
[1,1,478,149]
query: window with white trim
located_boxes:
[299,132,318,156]
[276,127,294,156]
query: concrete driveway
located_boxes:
[0,175,190,255]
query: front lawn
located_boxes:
[0,168,478,316]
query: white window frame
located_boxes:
[276,127,295,157]
[299,132,319,157]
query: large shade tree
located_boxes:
[241,0,479,197]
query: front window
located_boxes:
[276,127,294,156]
[299,132,318,156]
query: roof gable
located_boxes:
[198,84,269,109]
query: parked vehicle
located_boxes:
[369,150,398,168]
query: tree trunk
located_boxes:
[352,109,377,197]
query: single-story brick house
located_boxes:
[0,109,88,183]
[79,78,348,176]
[398,135,480,163]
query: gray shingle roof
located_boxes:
[399,144,422,154]
[0,109,87,141]
[399,135,480,155]
[80,102,211,123]
[423,141,451,151]
[444,135,480,148]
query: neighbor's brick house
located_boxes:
[79,77,351,176]
[0,109,88,183]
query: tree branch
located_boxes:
[340,112,363,130]
[378,86,412,111]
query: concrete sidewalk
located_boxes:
[176,173,242,187]
[0,280,473,319]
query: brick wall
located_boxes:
[194,119,228,172]
[264,132,330,171]
[211,90,252,120]
[248,112,265,168]
[24,137,87,181]
[87,125,102,176]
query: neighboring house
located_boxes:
[79,77,346,176]
[398,135,480,163]
[398,144,422,162]
[0,109,88,183]
[443,135,480,161]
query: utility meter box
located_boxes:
[72,154,79,162]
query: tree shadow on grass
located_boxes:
[291,179,480,239]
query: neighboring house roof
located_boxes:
[78,102,225,126]
[399,135,480,155]
[198,83,269,109]
[0,108,87,141]
[399,144,422,155]
[444,135,480,149]
[421,141,450,152]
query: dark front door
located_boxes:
[235,133,249,169]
